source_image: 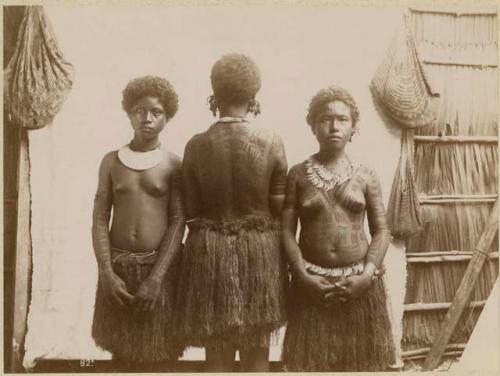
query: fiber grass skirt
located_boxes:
[175,216,287,351]
[283,277,395,372]
[92,249,184,362]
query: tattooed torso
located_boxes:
[285,161,389,267]
[183,122,287,220]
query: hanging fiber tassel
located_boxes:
[386,129,423,239]
[370,14,441,239]
[4,6,74,130]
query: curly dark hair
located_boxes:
[122,76,178,119]
[306,85,360,128]
[209,53,262,116]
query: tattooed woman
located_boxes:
[281,86,395,371]
[175,53,288,372]
[91,76,185,364]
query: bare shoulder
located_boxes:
[100,150,119,171]
[184,133,206,154]
[164,149,181,165]
[289,162,306,181]
[95,150,118,189]
[357,163,378,179]
[161,149,182,173]
[249,126,281,145]
[187,132,205,146]
[248,127,285,161]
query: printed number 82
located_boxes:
[80,359,95,367]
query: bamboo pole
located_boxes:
[423,199,499,370]
[419,194,498,200]
[407,252,498,263]
[406,351,463,361]
[423,60,497,68]
[404,300,486,312]
[402,344,466,358]
[414,135,498,143]
[409,7,497,16]
[406,251,498,257]
[420,197,497,204]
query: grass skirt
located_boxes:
[175,216,287,351]
[92,248,184,362]
[283,277,395,372]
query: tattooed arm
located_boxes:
[182,137,202,220]
[364,166,390,271]
[92,152,133,307]
[281,165,304,277]
[134,158,186,312]
[269,134,288,217]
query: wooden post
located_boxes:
[13,131,33,372]
[3,118,21,372]
[4,6,34,371]
[3,123,32,373]
[3,6,28,372]
[423,199,499,370]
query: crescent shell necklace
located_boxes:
[117,143,163,171]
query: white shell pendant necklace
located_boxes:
[306,155,355,191]
[117,142,163,171]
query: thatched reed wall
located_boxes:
[402,7,498,357]
[407,203,498,253]
[414,143,497,195]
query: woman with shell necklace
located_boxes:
[175,53,288,372]
[281,86,395,372]
[91,76,185,365]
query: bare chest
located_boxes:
[111,163,171,198]
[299,174,367,220]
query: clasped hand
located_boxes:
[101,271,161,312]
[299,272,373,307]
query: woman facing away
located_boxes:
[175,53,288,372]
[281,86,395,371]
[91,76,185,366]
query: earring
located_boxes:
[208,95,218,117]
[350,127,359,141]
[248,99,261,116]
[354,126,360,134]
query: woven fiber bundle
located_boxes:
[370,16,439,129]
[371,16,441,239]
[4,6,74,130]
[386,129,423,239]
